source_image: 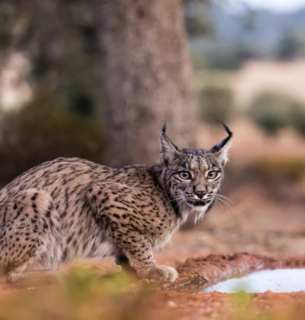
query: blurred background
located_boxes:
[1,0,305,257]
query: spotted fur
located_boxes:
[0,125,232,282]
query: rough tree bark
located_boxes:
[93,0,198,167]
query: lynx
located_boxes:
[0,123,232,282]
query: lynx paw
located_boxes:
[6,271,25,283]
[147,265,178,283]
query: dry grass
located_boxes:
[196,60,305,108]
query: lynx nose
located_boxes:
[195,190,207,199]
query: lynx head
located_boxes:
[159,123,232,223]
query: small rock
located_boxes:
[167,300,177,308]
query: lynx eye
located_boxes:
[178,171,191,180]
[207,171,219,180]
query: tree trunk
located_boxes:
[93,0,198,167]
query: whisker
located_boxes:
[215,195,234,212]
[215,197,231,208]
[217,194,233,204]
[215,199,224,210]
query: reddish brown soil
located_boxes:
[1,184,305,319]
[162,253,305,292]
[157,253,305,320]
[161,291,305,320]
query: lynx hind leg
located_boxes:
[0,189,62,282]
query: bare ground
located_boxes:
[1,123,305,319]
[0,189,304,320]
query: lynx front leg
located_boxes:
[115,253,136,274]
[113,231,178,282]
[87,185,178,282]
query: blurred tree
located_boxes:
[183,0,211,37]
[185,12,210,37]
[250,92,295,134]
[250,92,305,137]
[278,31,305,61]
[200,84,236,124]
[93,0,198,167]
[0,0,106,180]
[290,102,305,137]
[0,0,103,117]
[0,84,104,184]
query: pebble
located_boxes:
[167,300,177,308]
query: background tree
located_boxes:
[0,0,105,183]
[277,31,305,61]
[93,0,198,167]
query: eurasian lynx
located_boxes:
[0,124,232,282]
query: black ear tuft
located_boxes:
[162,121,166,134]
[159,122,181,164]
[210,122,233,153]
[221,122,233,137]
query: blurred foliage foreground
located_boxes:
[0,266,162,320]
[0,265,305,320]
[0,85,104,185]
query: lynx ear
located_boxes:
[210,122,233,166]
[160,123,181,164]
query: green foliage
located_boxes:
[290,103,305,136]
[200,84,236,124]
[204,46,245,70]
[253,157,305,184]
[0,0,103,115]
[278,31,305,61]
[185,13,210,37]
[0,85,104,184]
[0,266,159,320]
[250,92,305,136]
[0,0,105,185]
[0,265,303,320]
[62,265,134,305]
[250,93,292,134]
[0,3,15,48]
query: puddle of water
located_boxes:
[202,269,305,293]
